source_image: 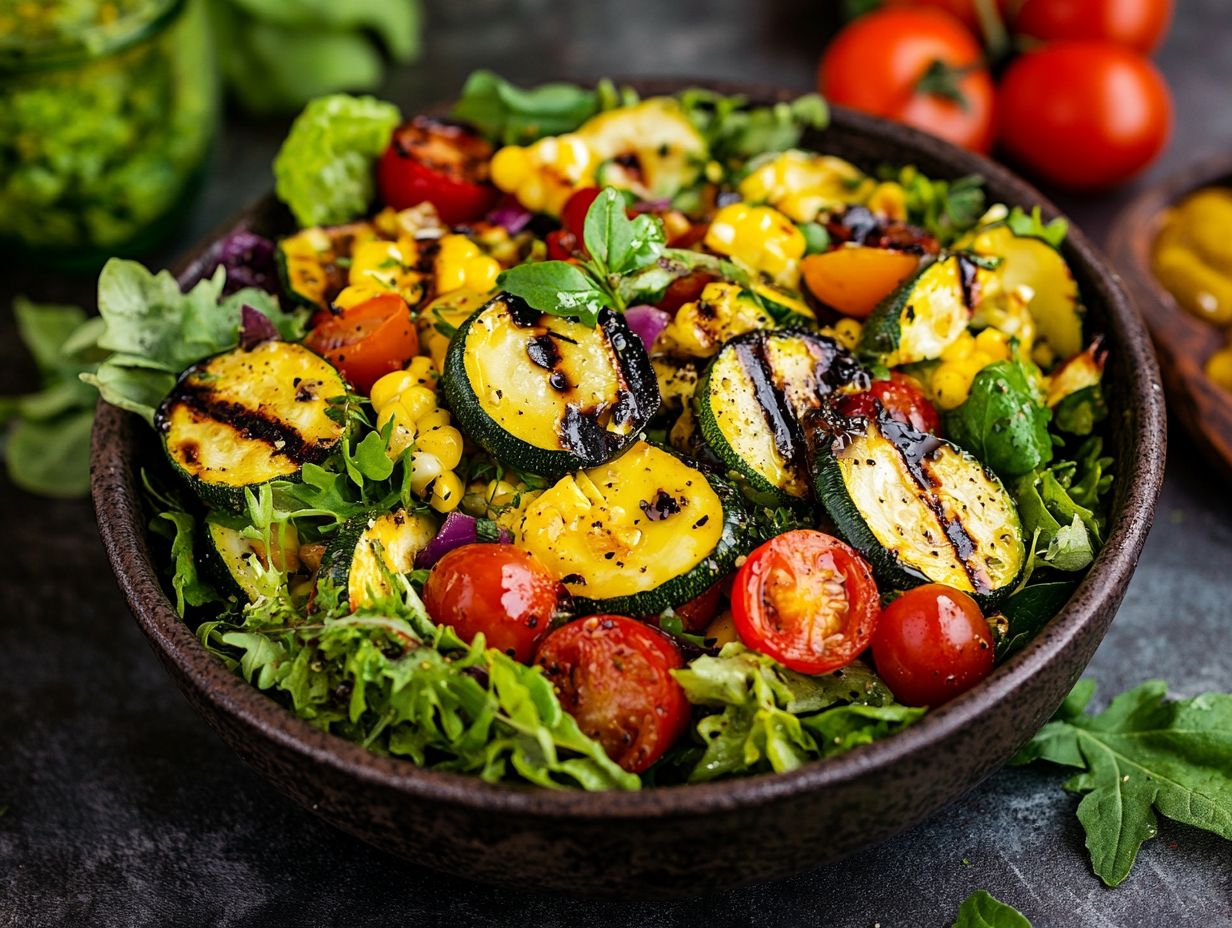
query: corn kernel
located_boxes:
[940,331,975,362]
[387,422,416,458]
[405,355,439,386]
[1206,348,1232,390]
[417,408,451,432]
[832,318,863,351]
[395,385,437,423]
[430,471,465,513]
[370,370,419,412]
[415,426,464,470]
[409,451,444,495]
[932,364,974,410]
[491,146,532,192]
[974,327,1011,360]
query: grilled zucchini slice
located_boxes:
[442,294,659,477]
[204,519,300,603]
[858,254,980,367]
[157,341,348,509]
[320,509,438,611]
[277,221,379,310]
[515,441,751,615]
[812,412,1025,607]
[694,329,863,505]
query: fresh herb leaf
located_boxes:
[995,581,1077,659]
[672,644,920,782]
[951,890,1033,927]
[147,508,224,615]
[945,359,1053,479]
[1013,680,1232,887]
[497,261,612,326]
[273,94,401,226]
[880,166,986,245]
[582,187,666,278]
[1005,206,1068,250]
[678,90,828,166]
[451,70,600,146]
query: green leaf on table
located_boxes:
[451,70,600,146]
[1012,680,1232,887]
[273,93,401,227]
[497,261,613,326]
[945,359,1053,479]
[951,890,1033,927]
[5,409,94,498]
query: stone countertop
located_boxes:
[2,1,1230,924]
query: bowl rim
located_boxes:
[91,81,1166,822]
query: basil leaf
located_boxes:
[582,188,666,278]
[945,359,1053,479]
[451,70,598,146]
[951,891,1033,928]
[497,261,612,326]
[1013,680,1232,887]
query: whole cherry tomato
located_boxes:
[871,583,995,707]
[657,271,719,314]
[545,229,578,261]
[882,0,1007,37]
[1010,0,1173,54]
[423,544,562,662]
[535,615,690,773]
[996,41,1172,190]
[731,530,880,675]
[837,372,942,434]
[561,186,604,238]
[303,292,418,395]
[378,116,499,225]
[819,8,995,152]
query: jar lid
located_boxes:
[0,0,186,73]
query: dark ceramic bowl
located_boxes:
[91,80,1166,896]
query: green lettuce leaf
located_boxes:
[273,94,401,226]
[945,359,1053,478]
[673,644,921,782]
[1013,680,1232,887]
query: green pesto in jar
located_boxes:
[0,0,218,264]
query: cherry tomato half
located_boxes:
[1010,0,1173,54]
[995,41,1172,190]
[303,292,418,395]
[870,583,994,707]
[535,615,690,773]
[732,530,880,675]
[838,372,942,434]
[545,228,579,261]
[819,8,995,153]
[423,544,562,662]
[657,270,718,314]
[378,116,499,225]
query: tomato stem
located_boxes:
[972,0,1010,61]
[915,59,976,111]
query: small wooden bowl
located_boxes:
[1109,155,1232,479]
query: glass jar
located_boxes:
[0,0,218,267]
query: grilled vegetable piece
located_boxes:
[277,221,379,310]
[321,509,438,611]
[515,441,752,615]
[442,294,659,477]
[656,281,775,359]
[966,223,1082,361]
[812,411,1025,607]
[580,98,707,200]
[204,519,300,603]
[858,254,980,367]
[157,341,348,509]
[694,329,863,505]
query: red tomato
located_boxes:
[671,582,725,633]
[819,8,995,152]
[1010,0,1173,54]
[303,293,418,395]
[882,0,1004,36]
[731,530,880,675]
[423,544,561,662]
[838,372,942,434]
[545,229,578,261]
[378,116,499,225]
[657,271,718,314]
[996,41,1172,190]
[535,615,690,773]
[561,186,603,238]
[871,584,994,707]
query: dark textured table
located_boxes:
[2,2,1230,925]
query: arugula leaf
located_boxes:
[451,70,600,146]
[995,581,1077,659]
[952,891,1033,928]
[147,507,224,616]
[673,644,920,782]
[497,261,613,326]
[273,94,401,226]
[945,359,1053,479]
[1014,680,1232,887]
[677,90,828,166]
[80,259,303,424]
[1005,205,1068,250]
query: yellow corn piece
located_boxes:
[370,370,420,412]
[704,203,805,288]
[415,425,464,471]
[429,471,465,513]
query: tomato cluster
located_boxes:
[819,0,1173,190]
[421,538,997,775]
